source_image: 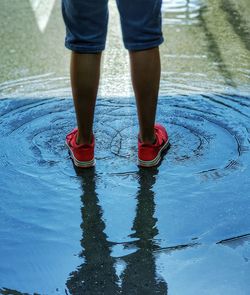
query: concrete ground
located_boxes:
[0,0,249,97]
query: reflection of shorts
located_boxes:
[61,0,164,53]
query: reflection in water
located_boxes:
[66,167,168,294]
[66,168,120,294]
[121,167,168,294]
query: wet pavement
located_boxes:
[0,0,250,294]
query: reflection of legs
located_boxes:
[66,169,120,293]
[129,47,161,145]
[70,52,102,145]
[121,167,168,293]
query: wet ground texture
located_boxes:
[0,0,250,294]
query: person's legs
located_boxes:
[70,52,102,145]
[117,0,169,167]
[116,0,164,145]
[129,47,161,144]
[62,0,108,145]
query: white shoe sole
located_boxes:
[137,139,170,167]
[65,141,95,168]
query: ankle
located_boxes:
[139,133,157,145]
[76,133,93,145]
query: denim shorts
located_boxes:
[61,0,164,52]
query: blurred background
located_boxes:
[0,0,249,98]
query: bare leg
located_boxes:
[70,51,102,145]
[129,47,161,144]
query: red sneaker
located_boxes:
[138,123,169,167]
[65,128,95,168]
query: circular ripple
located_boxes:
[0,73,71,99]
[0,93,249,184]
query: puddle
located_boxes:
[0,93,249,294]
